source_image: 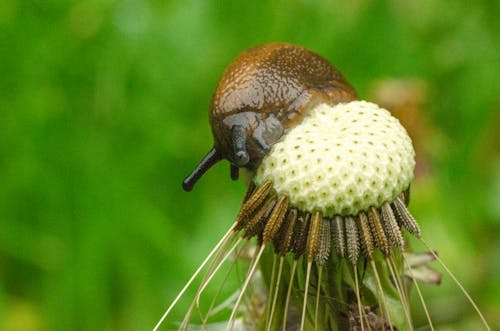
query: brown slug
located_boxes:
[183,42,357,191]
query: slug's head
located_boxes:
[183,43,357,191]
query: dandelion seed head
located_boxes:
[254,101,415,216]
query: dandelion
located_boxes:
[153,43,490,331]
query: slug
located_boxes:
[183,42,357,191]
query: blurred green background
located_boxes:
[1,1,499,330]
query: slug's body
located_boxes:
[183,43,357,191]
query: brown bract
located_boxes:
[234,180,420,265]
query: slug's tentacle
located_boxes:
[182,147,223,191]
[232,124,251,166]
[252,115,285,153]
[230,164,239,180]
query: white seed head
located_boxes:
[254,101,415,217]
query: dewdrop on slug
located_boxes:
[155,43,490,331]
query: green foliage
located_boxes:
[0,1,498,330]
